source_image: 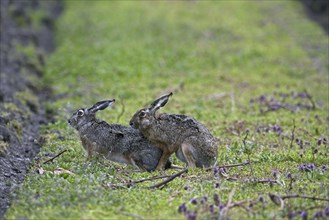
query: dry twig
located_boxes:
[149,168,188,189]
[205,161,250,171]
[304,89,316,110]
[126,174,171,187]
[43,149,67,164]
[281,194,329,202]
[219,188,236,218]
[269,193,329,209]
[242,132,255,181]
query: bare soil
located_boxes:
[0,0,63,218]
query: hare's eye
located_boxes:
[77,110,84,117]
[139,111,146,118]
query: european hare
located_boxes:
[68,99,171,172]
[129,92,218,170]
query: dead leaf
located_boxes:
[37,167,45,175]
[53,167,74,175]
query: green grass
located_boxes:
[6,1,329,219]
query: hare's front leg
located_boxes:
[80,136,93,160]
[155,149,172,170]
[181,142,196,168]
[130,158,147,172]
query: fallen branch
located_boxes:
[104,170,186,189]
[228,199,254,215]
[281,194,329,202]
[269,193,329,208]
[126,174,171,187]
[43,149,67,164]
[205,161,250,171]
[149,168,188,189]
[219,188,236,218]
[269,193,284,208]
[304,89,316,110]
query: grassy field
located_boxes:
[6,1,328,219]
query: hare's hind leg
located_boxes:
[181,142,196,168]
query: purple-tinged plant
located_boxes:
[313,210,323,218]
[298,163,315,172]
[259,196,264,203]
[184,186,189,190]
[272,170,277,178]
[213,167,226,176]
[295,138,303,148]
[298,164,307,171]
[277,129,283,135]
[307,164,315,171]
[314,148,318,154]
[209,204,214,214]
[214,182,220,188]
[258,95,267,103]
[178,203,187,213]
[219,167,226,173]
[185,210,197,220]
[322,165,327,171]
[288,211,296,219]
[213,167,219,175]
[272,125,283,135]
[190,198,197,205]
[287,173,292,179]
[300,211,307,220]
[317,139,322,146]
[213,193,220,206]
[325,207,329,216]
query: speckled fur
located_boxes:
[130,93,218,170]
[68,100,169,172]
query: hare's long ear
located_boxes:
[88,99,115,113]
[149,92,173,113]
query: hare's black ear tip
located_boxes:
[112,99,116,102]
[169,92,173,96]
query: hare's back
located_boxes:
[158,113,210,133]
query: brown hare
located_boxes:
[129,92,218,170]
[68,99,171,172]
